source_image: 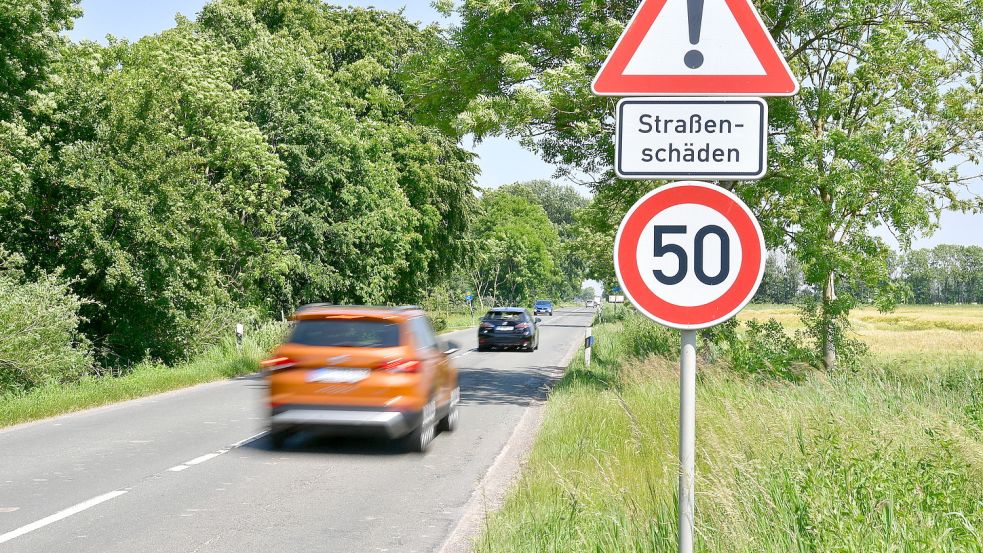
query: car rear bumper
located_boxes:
[270,405,421,438]
[478,333,534,346]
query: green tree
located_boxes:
[497,179,589,298]
[198,0,478,308]
[497,179,587,230]
[756,251,805,304]
[53,23,289,362]
[0,0,81,122]
[467,191,560,306]
[899,245,983,303]
[426,0,983,370]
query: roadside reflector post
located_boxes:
[235,323,244,350]
[584,329,594,369]
[678,329,697,553]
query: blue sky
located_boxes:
[67,0,980,251]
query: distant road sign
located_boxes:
[614,181,765,329]
[465,294,473,302]
[592,0,798,96]
[616,97,767,179]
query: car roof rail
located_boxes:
[297,302,334,310]
[395,305,422,310]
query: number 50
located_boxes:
[653,225,730,286]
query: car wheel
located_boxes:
[269,425,291,450]
[438,387,460,432]
[477,345,488,352]
[405,398,437,453]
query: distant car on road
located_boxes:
[533,300,553,316]
[261,304,461,452]
[478,307,541,352]
[586,299,597,308]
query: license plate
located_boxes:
[306,368,370,383]
[496,325,513,332]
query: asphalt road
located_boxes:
[0,307,594,553]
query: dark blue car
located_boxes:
[478,308,541,352]
[533,300,553,316]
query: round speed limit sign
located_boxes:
[614,181,766,329]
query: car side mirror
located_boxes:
[443,340,461,355]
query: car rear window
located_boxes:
[535,301,551,306]
[484,311,525,321]
[288,319,401,348]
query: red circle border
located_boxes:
[614,183,764,329]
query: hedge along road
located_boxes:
[0,308,594,553]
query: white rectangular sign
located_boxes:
[616,97,767,180]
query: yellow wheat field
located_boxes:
[740,304,983,355]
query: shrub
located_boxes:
[620,312,677,359]
[431,316,448,333]
[800,298,869,371]
[0,251,94,393]
[728,318,816,381]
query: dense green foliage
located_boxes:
[0,0,81,121]
[0,250,92,393]
[0,0,491,370]
[197,2,480,308]
[455,179,588,307]
[464,189,561,305]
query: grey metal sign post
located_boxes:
[679,329,697,551]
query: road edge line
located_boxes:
[437,310,588,553]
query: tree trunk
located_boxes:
[823,271,837,371]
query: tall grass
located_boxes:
[0,322,286,428]
[476,307,983,552]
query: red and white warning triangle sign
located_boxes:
[592,0,798,96]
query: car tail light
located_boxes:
[260,356,297,372]
[480,322,494,329]
[515,323,530,330]
[377,358,421,373]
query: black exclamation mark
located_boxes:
[684,0,705,69]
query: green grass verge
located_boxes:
[476,310,983,552]
[442,311,479,332]
[0,323,286,429]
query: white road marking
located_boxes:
[229,431,266,449]
[185,453,222,466]
[167,431,265,473]
[0,490,127,544]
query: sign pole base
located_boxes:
[679,329,697,553]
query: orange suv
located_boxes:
[261,305,461,452]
